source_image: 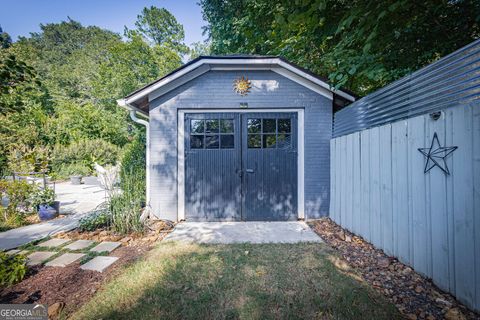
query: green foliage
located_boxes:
[0,180,34,229]
[0,53,44,114]
[0,26,12,49]
[133,6,187,50]
[107,134,146,234]
[7,144,50,174]
[79,209,112,232]
[29,186,55,209]
[120,134,146,201]
[0,252,27,287]
[51,163,91,179]
[51,138,121,175]
[0,8,186,175]
[188,41,212,61]
[200,0,480,95]
[110,165,145,234]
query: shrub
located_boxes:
[52,163,91,179]
[120,134,146,201]
[0,180,34,216]
[79,208,111,231]
[0,252,27,287]
[29,186,55,210]
[7,144,50,174]
[51,139,120,178]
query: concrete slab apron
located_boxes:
[164,221,323,244]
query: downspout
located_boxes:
[128,109,151,217]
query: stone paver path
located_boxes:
[0,182,106,250]
[38,238,70,248]
[45,253,85,267]
[27,251,56,265]
[165,221,323,244]
[80,256,118,272]
[64,239,94,250]
[90,241,121,253]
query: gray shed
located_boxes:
[117,56,355,222]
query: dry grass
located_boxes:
[71,242,402,320]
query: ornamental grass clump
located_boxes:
[108,135,146,234]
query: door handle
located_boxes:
[246,169,254,173]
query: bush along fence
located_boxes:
[330,39,480,312]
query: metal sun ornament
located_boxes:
[418,132,458,175]
[233,76,252,96]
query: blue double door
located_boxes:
[185,112,297,221]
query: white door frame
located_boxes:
[177,108,305,221]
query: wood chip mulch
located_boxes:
[309,218,479,320]
[0,219,175,319]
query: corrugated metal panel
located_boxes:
[333,39,480,137]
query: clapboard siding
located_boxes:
[330,102,480,311]
[149,70,333,221]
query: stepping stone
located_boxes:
[38,238,69,248]
[45,253,85,267]
[64,240,94,250]
[26,251,56,265]
[6,249,20,255]
[80,256,118,272]
[90,242,121,253]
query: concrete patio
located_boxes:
[0,182,106,250]
[164,221,323,244]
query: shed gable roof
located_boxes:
[117,55,357,115]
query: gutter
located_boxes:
[117,99,151,216]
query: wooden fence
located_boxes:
[330,102,480,311]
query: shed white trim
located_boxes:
[177,108,305,221]
[118,58,355,109]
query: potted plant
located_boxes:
[30,186,58,220]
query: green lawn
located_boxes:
[72,242,402,320]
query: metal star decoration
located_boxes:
[418,132,458,175]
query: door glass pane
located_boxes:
[190,119,204,134]
[206,119,219,133]
[278,119,291,133]
[277,134,291,149]
[205,135,219,148]
[190,135,204,149]
[247,119,261,133]
[220,135,234,148]
[247,134,261,148]
[263,134,276,148]
[220,119,234,133]
[262,119,276,133]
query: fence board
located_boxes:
[380,124,394,255]
[452,105,475,307]
[392,120,410,263]
[370,127,382,248]
[428,112,450,291]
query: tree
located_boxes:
[200,0,480,95]
[188,41,211,60]
[0,53,44,114]
[0,26,12,49]
[133,6,187,51]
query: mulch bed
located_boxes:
[0,219,174,318]
[309,218,480,320]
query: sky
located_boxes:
[0,0,207,45]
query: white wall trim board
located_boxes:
[177,108,305,221]
[119,58,355,107]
